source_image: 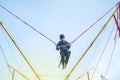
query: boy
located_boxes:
[56,34,71,69]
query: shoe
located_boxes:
[62,67,65,70]
[64,65,67,69]
[62,65,67,70]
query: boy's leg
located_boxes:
[61,52,65,69]
[58,58,62,68]
[65,52,70,66]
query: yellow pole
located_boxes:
[12,70,15,80]
[64,7,118,80]
[76,67,94,80]
[0,21,42,80]
[8,64,30,80]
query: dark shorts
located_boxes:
[60,50,71,57]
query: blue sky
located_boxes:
[0,0,120,80]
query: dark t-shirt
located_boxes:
[56,40,71,51]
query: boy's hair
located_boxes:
[60,34,65,39]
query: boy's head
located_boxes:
[60,34,65,41]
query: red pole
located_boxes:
[87,72,90,80]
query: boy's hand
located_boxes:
[57,46,61,49]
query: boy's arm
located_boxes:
[56,42,60,50]
[66,41,71,49]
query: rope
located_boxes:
[113,15,120,38]
[105,40,117,77]
[70,3,116,44]
[85,24,107,72]
[86,30,103,69]
[0,26,21,70]
[0,21,42,80]
[0,44,12,80]
[91,24,115,80]
[64,7,118,80]
[104,3,120,77]
[0,4,56,45]
[0,3,116,45]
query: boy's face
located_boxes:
[60,38,65,41]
